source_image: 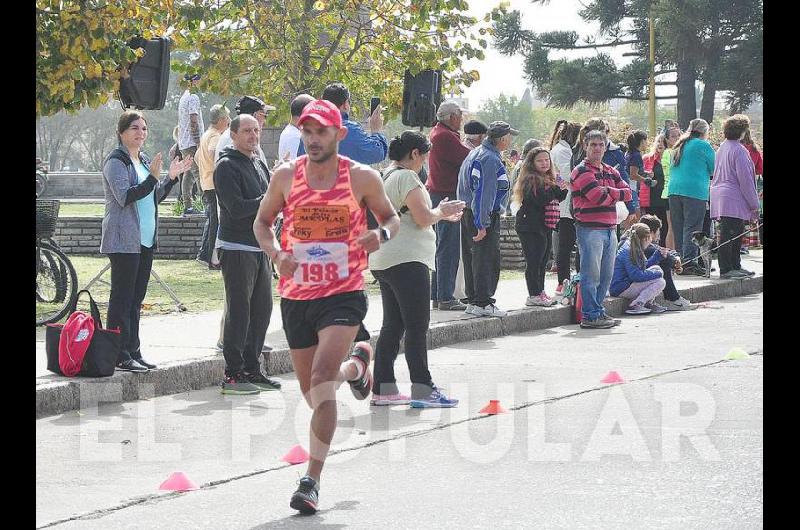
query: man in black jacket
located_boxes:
[214,114,282,394]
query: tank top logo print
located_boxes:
[279,156,368,300]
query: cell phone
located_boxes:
[370,97,381,115]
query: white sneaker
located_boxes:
[664,296,692,311]
[471,304,507,317]
[464,304,479,315]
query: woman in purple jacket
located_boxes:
[710,115,760,279]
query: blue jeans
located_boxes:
[429,191,461,303]
[576,226,617,321]
[668,195,707,265]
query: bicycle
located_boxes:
[36,158,49,198]
[36,200,78,325]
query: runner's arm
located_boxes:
[254,165,292,260]
[356,167,400,250]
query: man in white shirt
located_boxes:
[277,94,314,165]
[215,95,275,166]
[177,74,204,214]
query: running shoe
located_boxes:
[600,314,622,326]
[409,387,459,408]
[243,370,282,391]
[469,303,507,317]
[645,301,667,313]
[348,342,373,400]
[664,297,692,311]
[736,267,756,276]
[290,475,319,514]
[370,393,412,406]
[625,301,652,315]
[221,373,260,395]
[579,317,615,329]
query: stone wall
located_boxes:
[52,217,206,259]
[499,217,526,270]
[51,214,530,267]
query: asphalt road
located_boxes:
[36,293,763,529]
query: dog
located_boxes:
[691,231,717,278]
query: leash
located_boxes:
[680,220,763,267]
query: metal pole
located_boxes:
[648,13,656,138]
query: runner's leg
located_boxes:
[304,325,360,481]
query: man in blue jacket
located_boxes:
[298,82,387,164]
[457,121,517,317]
[603,123,638,227]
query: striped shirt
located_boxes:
[278,155,368,300]
[570,160,632,229]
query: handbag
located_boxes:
[45,290,120,377]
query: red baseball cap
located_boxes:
[297,99,343,129]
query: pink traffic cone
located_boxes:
[281,444,310,464]
[600,371,625,384]
[479,400,508,415]
[159,472,199,492]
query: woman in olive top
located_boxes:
[667,119,715,273]
[368,131,465,408]
[101,111,193,372]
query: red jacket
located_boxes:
[427,122,471,194]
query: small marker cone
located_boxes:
[281,444,310,464]
[479,399,508,415]
[724,347,749,360]
[159,472,199,492]
[600,371,625,384]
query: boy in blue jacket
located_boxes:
[610,223,666,314]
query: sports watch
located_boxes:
[379,227,391,242]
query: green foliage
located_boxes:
[36,0,176,117]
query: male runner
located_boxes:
[254,99,400,514]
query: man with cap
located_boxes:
[457,120,518,317]
[427,99,472,311]
[215,95,276,166]
[177,73,204,214]
[463,119,488,150]
[254,99,400,514]
[278,93,315,164]
[297,82,388,164]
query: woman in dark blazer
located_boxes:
[101,111,193,372]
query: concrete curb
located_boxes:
[36,275,763,418]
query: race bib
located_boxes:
[292,242,349,285]
[291,205,349,241]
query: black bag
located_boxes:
[45,290,120,377]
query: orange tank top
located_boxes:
[278,155,368,300]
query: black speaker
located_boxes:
[402,69,442,127]
[118,37,171,110]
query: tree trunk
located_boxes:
[699,42,723,124]
[676,62,697,129]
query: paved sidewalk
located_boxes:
[35,250,763,417]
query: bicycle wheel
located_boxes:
[36,241,78,325]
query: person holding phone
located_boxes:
[297,82,388,164]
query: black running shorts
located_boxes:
[280,290,370,349]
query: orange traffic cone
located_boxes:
[600,371,625,384]
[159,472,200,492]
[479,400,508,415]
[281,444,310,464]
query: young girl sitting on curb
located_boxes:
[610,223,667,314]
[511,147,569,306]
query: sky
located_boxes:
[458,0,637,110]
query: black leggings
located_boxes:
[517,230,551,296]
[107,246,154,363]
[372,262,435,400]
[556,217,580,284]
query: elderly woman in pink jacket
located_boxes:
[710,115,760,279]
